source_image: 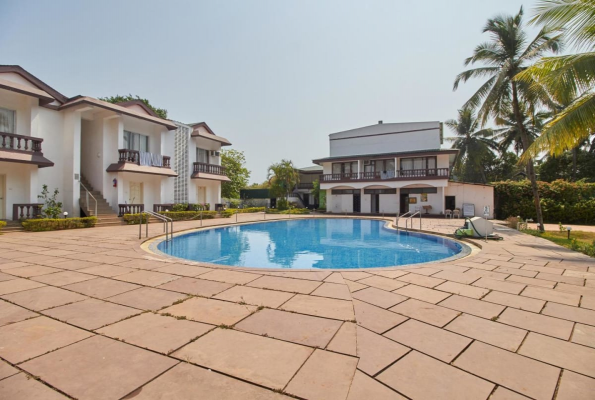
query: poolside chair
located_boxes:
[453,209,461,219]
[445,209,452,219]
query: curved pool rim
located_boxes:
[144,217,476,270]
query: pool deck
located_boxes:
[0,214,593,399]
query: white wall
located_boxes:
[0,163,37,220]
[445,183,494,218]
[189,179,221,207]
[118,172,164,210]
[326,192,354,213]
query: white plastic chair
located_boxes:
[445,209,452,219]
[453,209,461,219]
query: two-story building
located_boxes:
[0,65,230,221]
[313,121,494,217]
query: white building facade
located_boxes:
[0,66,230,220]
[314,121,494,218]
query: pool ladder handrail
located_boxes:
[395,211,413,230]
[139,210,173,241]
[404,211,422,231]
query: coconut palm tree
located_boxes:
[267,159,300,202]
[517,0,595,159]
[446,108,498,183]
[494,107,547,155]
[453,7,562,231]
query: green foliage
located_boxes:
[0,221,6,230]
[99,94,168,119]
[122,214,148,224]
[494,179,595,223]
[21,217,97,232]
[537,148,595,182]
[221,207,266,218]
[276,198,289,211]
[172,203,189,212]
[227,199,242,208]
[455,151,523,183]
[221,149,250,199]
[268,160,299,200]
[38,185,63,219]
[266,208,310,215]
[522,228,595,258]
[158,211,217,221]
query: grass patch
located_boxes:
[522,229,595,257]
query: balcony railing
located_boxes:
[320,168,450,182]
[1,132,44,153]
[296,183,314,190]
[193,162,226,176]
[13,203,43,221]
[118,204,144,217]
[118,149,171,168]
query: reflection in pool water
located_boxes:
[157,218,464,269]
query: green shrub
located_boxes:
[266,208,310,215]
[21,217,97,232]
[221,207,266,218]
[276,198,289,211]
[158,211,217,221]
[0,221,6,230]
[122,214,148,224]
[228,199,241,208]
[172,203,188,212]
[38,185,62,219]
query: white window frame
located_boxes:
[123,130,149,152]
[0,107,16,134]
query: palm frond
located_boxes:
[530,0,595,50]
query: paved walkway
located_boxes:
[0,214,593,399]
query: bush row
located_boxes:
[0,221,6,231]
[494,180,595,223]
[221,207,266,218]
[123,211,218,224]
[266,208,310,215]
[21,217,97,232]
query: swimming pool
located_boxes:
[155,218,467,269]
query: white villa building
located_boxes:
[313,121,494,217]
[0,65,231,221]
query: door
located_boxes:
[353,194,361,213]
[197,186,207,204]
[371,194,380,214]
[303,194,310,208]
[0,175,4,219]
[400,193,409,214]
[129,182,143,204]
[445,196,456,211]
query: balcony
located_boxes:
[191,162,231,182]
[0,132,54,167]
[106,149,177,177]
[320,168,450,183]
[296,182,314,190]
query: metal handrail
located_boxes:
[79,181,97,217]
[395,211,413,230]
[139,210,173,241]
[405,211,422,231]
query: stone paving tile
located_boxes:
[114,259,170,270]
[0,271,17,282]
[5,265,63,278]
[152,263,212,277]
[473,277,525,295]
[116,270,180,287]
[522,286,581,306]
[0,360,18,380]
[493,266,537,278]
[247,275,322,294]
[406,266,442,276]
[281,294,355,320]
[0,316,93,364]
[446,313,526,351]
[434,281,489,299]
[98,312,214,354]
[199,269,262,285]
[157,277,233,297]
[311,282,352,300]
[378,351,495,400]
[556,370,595,400]
[345,279,368,292]
[506,275,556,289]
[351,287,407,308]
[438,294,504,319]
[556,282,595,297]
[214,285,295,308]
[340,271,372,281]
[385,318,470,362]
[172,328,312,390]
[0,278,46,295]
[235,308,342,348]
[356,326,409,376]
[396,273,444,288]
[286,349,358,400]
[64,277,140,299]
[490,386,531,400]
[433,270,479,284]
[50,259,104,271]
[390,299,459,327]
[327,321,357,356]
[30,270,95,286]
[542,301,595,325]
[482,291,545,312]
[498,307,573,340]
[77,264,137,277]
[536,272,584,285]
[160,297,256,326]
[0,300,38,327]
[123,362,289,399]
[347,370,406,400]
[371,270,409,279]
[582,295,595,310]
[0,373,68,399]
[44,298,141,330]
[324,272,345,283]
[2,286,88,311]
[0,261,35,270]
[465,269,510,280]
[20,335,177,400]
[393,284,450,304]
[573,323,595,348]
[106,287,189,311]
[519,332,595,378]
[454,341,560,400]
[358,275,408,291]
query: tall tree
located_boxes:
[517,0,595,159]
[268,160,300,200]
[100,94,168,119]
[221,149,250,199]
[453,7,562,231]
[494,107,547,155]
[446,107,498,183]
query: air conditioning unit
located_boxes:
[210,151,216,156]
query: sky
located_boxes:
[1,0,541,183]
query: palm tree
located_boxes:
[517,0,595,159]
[453,7,562,231]
[494,107,547,155]
[267,160,300,202]
[446,108,498,183]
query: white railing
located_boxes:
[405,211,422,231]
[79,181,97,217]
[139,210,173,241]
[395,211,413,230]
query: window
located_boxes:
[400,157,437,171]
[331,189,360,195]
[0,107,15,133]
[196,148,210,164]
[332,161,358,174]
[124,131,149,152]
[364,189,396,194]
[400,187,437,194]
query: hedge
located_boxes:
[494,180,595,224]
[222,207,266,218]
[21,217,97,232]
[266,208,310,215]
[123,211,218,224]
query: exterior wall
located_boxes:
[329,122,441,157]
[445,183,494,218]
[0,162,38,219]
[118,172,164,210]
[320,179,448,190]
[189,179,221,208]
[326,192,354,213]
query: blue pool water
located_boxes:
[156,218,464,269]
